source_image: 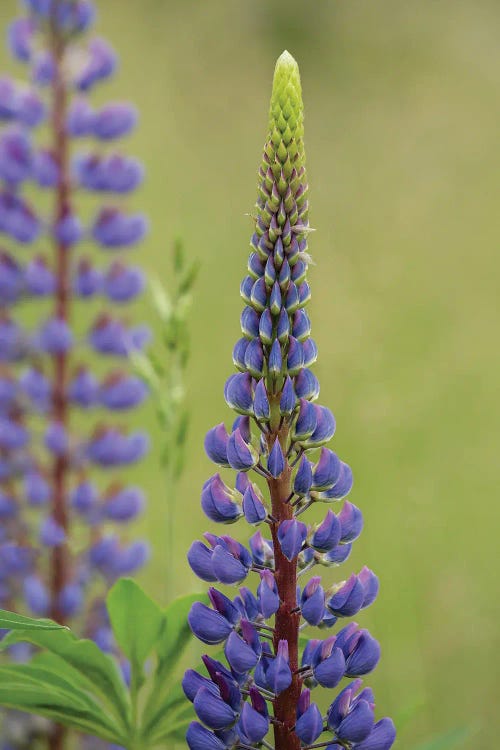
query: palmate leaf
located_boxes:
[0,626,130,730]
[0,589,206,749]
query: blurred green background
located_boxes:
[1,0,499,747]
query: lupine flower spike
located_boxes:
[0,1,149,747]
[186,52,396,750]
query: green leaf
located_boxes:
[129,350,161,389]
[0,664,99,710]
[173,236,185,273]
[0,609,65,631]
[178,260,200,295]
[31,651,95,692]
[413,726,476,750]
[150,277,172,322]
[107,578,163,670]
[0,627,130,730]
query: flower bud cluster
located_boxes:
[0,0,149,666]
[185,52,395,750]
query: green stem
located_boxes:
[161,345,184,598]
[163,457,175,596]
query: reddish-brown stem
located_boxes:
[47,11,70,750]
[48,4,71,628]
[267,420,302,750]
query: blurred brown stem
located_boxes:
[48,4,71,749]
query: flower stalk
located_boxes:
[268,460,301,749]
[48,5,71,627]
[0,1,151,747]
[184,51,396,750]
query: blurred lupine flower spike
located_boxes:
[0,1,150,748]
[185,51,396,750]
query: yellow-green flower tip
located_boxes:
[255,50,309,240]
[268,50,304,152]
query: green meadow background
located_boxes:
[1,0,499,747]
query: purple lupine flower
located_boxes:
[309,637,346,688]
[67,97,95,136]
[88,313,150,356]
[8,18,35,63]
[0,127,33,184]
[36,317,73,354]
[0,78,18,120]
[71,479,98,516]
[68,367,99,408]
[17,87,45,127]
[19,366,50,409]
[0,252,24,304]
[74,152,143,193]
[185,52,395,750]
[98,372,147,410]
[25,256,56,296]
[39,516,66,547]
[242,484,267,525]
[0,5,150,748]
[24,471,51,506]
[44,421,69,456]
[75,37,116,91]
[300,576,326,626]
[73,257,102,297]
[295,690,323,744]
[0,190,40,242]
[53,210,83,246]
[102,485,145,522]
[89,535,149,579]
[32,147,59,186]
[92,102,137,140]
[239,691,269,743]
[92,206,148,248]
[86,427,149,467]
[102,261,144,302]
